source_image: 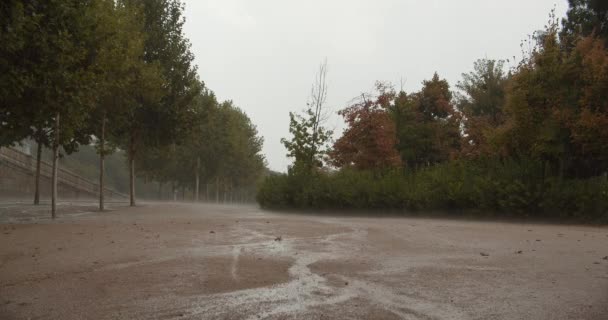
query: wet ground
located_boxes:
[0,203,607,319]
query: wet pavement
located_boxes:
[0,203,607,319]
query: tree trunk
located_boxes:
[129,133,136,207]
[99,112,106,211]
[558,156,565,183]
[229,181,234,204]
[33,137,42,205]
[172,181,176,201]
[195,157,200,202]
[223,181,228,204]
[215,177,219,203]
[51,112,60,219]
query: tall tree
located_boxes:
[123,0,199,206]
[89,0,158,211]
[1,1,107,216]
[390,74,461,168]
[456,59,508,156]
[497,15,608,178]
[281,61,333,173]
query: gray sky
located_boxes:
[183,0,568,172]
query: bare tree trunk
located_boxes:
[195,157,200,202]
[33,136,42,205]
[99,112,106,211]
[129,133,136,207]
[51,112,60,219]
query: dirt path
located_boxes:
[0,203,607,319]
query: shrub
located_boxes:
[256,159,608,221]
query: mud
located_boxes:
[0,203,607,319]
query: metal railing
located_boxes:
[0,147,128,199]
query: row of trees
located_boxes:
[1,0,266,216]
[258,1,608,220]
[134,92,266,204]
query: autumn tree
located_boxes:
[331,82,402,170]
[563,36,608,176]
[497,11,608,178]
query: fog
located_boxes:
[183,0,568,172]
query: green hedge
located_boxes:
[256,159,608,221]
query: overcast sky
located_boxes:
[183,0,568,172]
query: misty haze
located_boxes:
[1,1,607,319]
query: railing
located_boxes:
[0,147,128,199]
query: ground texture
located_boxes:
[0,202,607,319]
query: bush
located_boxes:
[256,159,608,221]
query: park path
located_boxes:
[0,203,607,319]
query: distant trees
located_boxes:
[135,88,266,204]
[1,0,266,216]
[258,1,608,220]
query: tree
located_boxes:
[497,15,608,178]
[220,102,266,201]
[390,74,461,168]
[0,0,41,147]
[391,90,434,168]
[565,36,608,176]
[281,61,333,173]
[562,0,608,46]
[123,0,199,206]
[89,0,154,211]
[331,82,402,170]
[497,25,567,169]
[456,59,509,156]
[1,1,110,217]
[137,85,217,201]
[134,88,266,204]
